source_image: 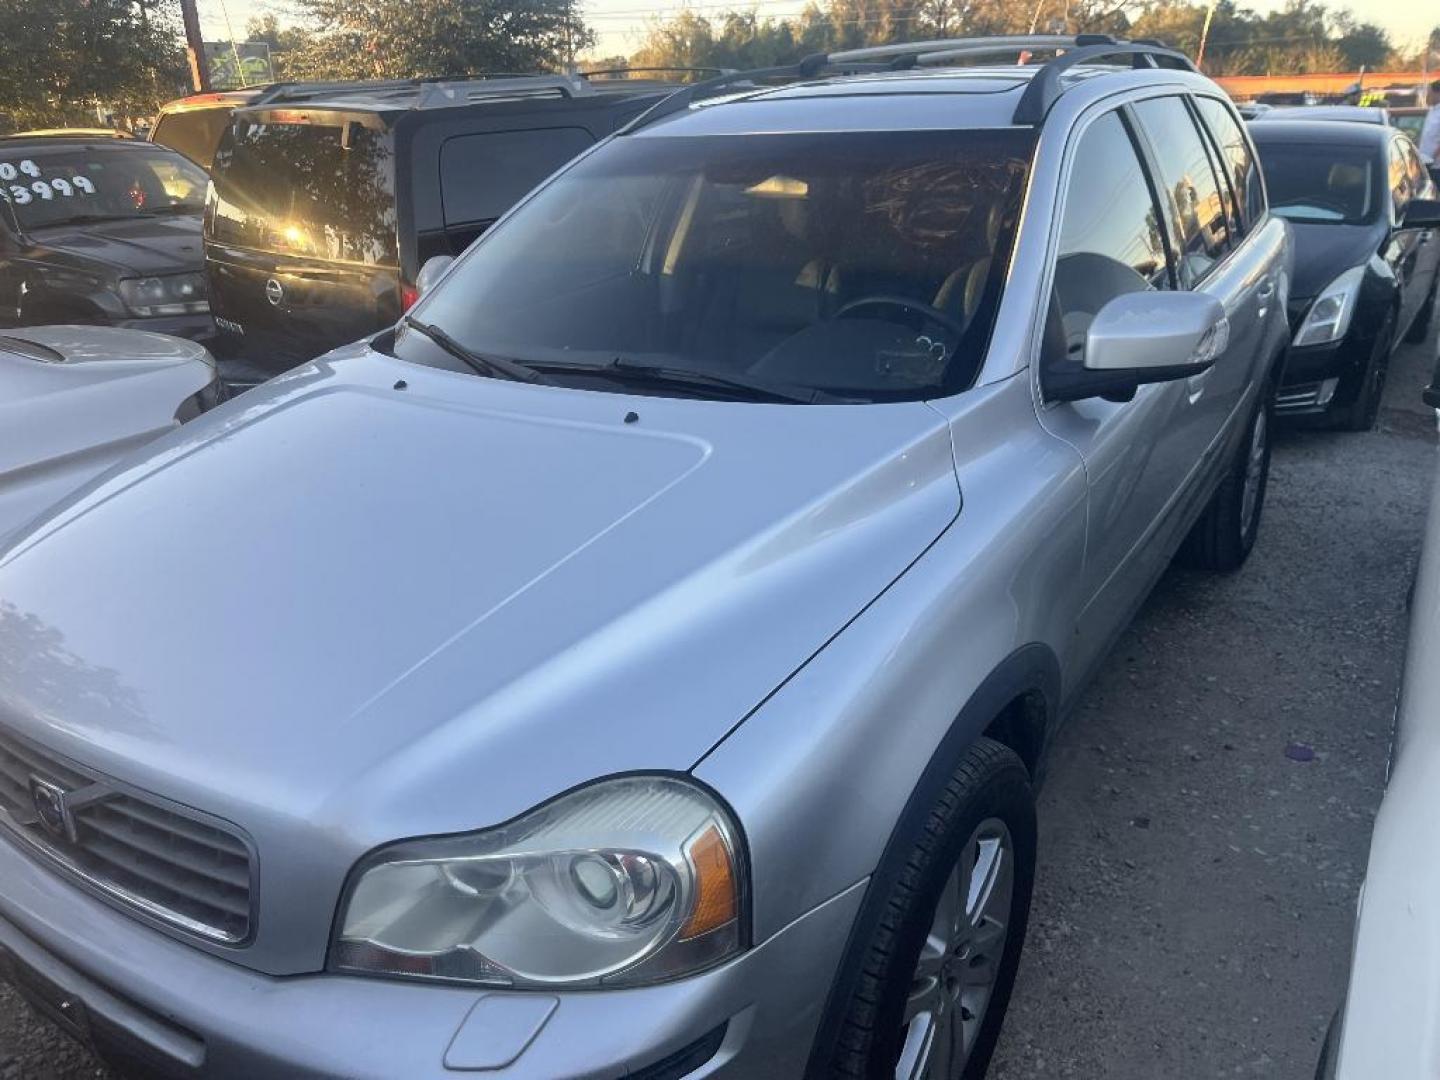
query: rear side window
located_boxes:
[1132,96,1232,286]
[439,128,595,228]
[1047,110,1172,367]
[1193,96,1264,232]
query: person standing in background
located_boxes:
[1421,88,1440,164]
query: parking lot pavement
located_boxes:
[1,334,1436,1080]
[992,330,1439,1079]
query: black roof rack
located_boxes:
[579,66,729,81]
[622,33,1196,132]
[249,73,630,111]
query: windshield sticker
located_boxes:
[0,170,96,204]
[0,160,41,182]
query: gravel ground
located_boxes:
[1,331,1436,1080]
[992,327,1439,1079]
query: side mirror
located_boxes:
[415,255,454,298]
[1047,291,1229,402]
[1403,197,1440,230]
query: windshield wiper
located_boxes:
[402,317,552,385]
[528,356,832,404]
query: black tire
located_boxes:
[1178,375,1274,572]
[815,737,1036,1080]
[1332,314,1394,431]
[1405,275,1436,344]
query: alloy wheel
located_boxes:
[1240,405,1268,541]
[895,818,1014,1080]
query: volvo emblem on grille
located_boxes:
[28,777,75,842]
[264,277,284,307]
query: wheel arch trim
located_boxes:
[801,641,1060,1078]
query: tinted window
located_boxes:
[397,129,1035,402]
[209,119,398,266]
[1132,96,1231,285]
[0,145,206,231]
[440,128,595,227]
[152,109,233,170]
[1194,96,1264,231]
[1047,110,1171,367]
[1250,139,1381,225]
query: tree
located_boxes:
[245,14,317,81]
[0,0,187,130]
[285,0,593,81]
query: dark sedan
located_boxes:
[1249,119,1440,428]
[0,136,213,342]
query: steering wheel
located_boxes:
[831,295,967,342]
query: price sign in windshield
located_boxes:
[0,161,97,206]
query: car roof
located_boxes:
[0,135,171,152]
[5,128,136,139]
[1257,105,1389,124]
[157,89,267,115]
[1246,118,1391,148]
[632,61,1218,138]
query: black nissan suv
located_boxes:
[0,135,213,340]
[204,73,677,380]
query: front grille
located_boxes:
[0,727,253,944]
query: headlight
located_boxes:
[332,776,745,988]
[1293,266,1365,347]
[118,273,209,317]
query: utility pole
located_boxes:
[180,0,212,92]
[1194,0,1219,72]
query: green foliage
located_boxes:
[283,0,592,81]
[0,0,187,130]
[629,0,1416,78]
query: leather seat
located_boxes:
[932,202,1004,330]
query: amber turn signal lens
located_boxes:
[679,824,738,940]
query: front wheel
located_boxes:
[1332,315,1394,431]
[1178,375,1274,572]
[815,738,1036,1080]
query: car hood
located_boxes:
[1287,220,1381,305]
[0,346,959,857]
[29,213,204,277]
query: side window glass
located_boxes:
[1131,96,1232,286]
[1046,110,1171,370]
[1194,95,1263,231]
[1402,141,1428,198]
[1389,140,1412,217]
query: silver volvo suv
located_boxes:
[0,36,1290,1080]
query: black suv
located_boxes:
[0,136,212,339]
[204,74,676,378]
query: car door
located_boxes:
[1387,134,1427,335]
[1128,94,1263,455]
[1035,106,1200,678]
[1399,137,1440,313]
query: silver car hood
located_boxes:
[0,346,959,854]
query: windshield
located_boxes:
[209,118,398,266]
[394,129,1034,402]
[0,145,207,230]
[1253,141,1380,225]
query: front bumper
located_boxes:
[1277,338,1364,415]
[0,829,862,1079]
[114,312,218,345]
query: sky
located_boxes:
[199,0,1439,65]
